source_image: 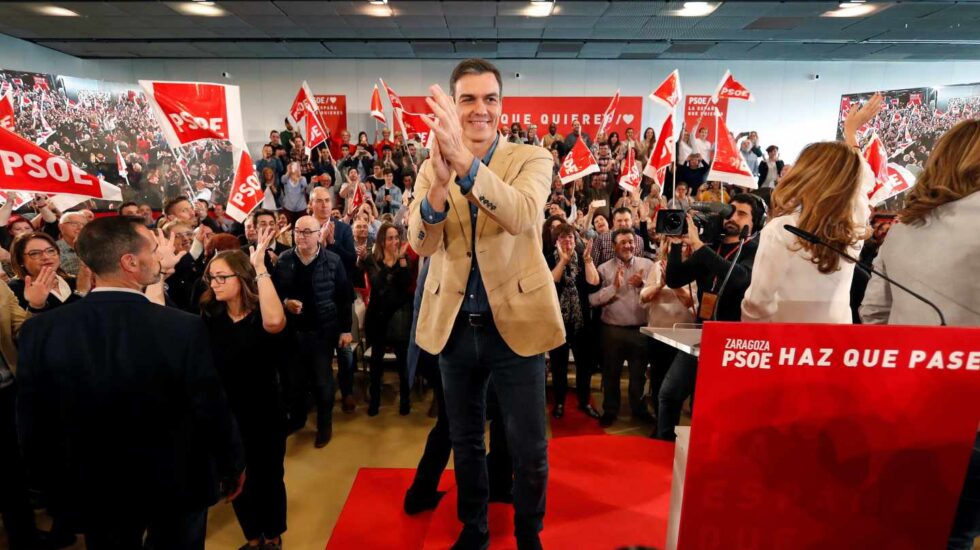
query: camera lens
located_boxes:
[665,213,684,233]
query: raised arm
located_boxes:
[250,227,286,334]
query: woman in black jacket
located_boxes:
[362,222,414,417]
[8,232,86,312]
[546,222,601,419]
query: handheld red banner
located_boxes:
[678,322,980,549]
[711,70,755,103]
[0,125,104,198]
[370,84,386,125]
[138,81,243,149]
[650,69,682,111]
[306,111,328,150]
[618,146,640,193]
[863,133,889,201]
[683,95,729,143]
[643,113,675,187]
[399,110,434,149]
[289,81,317,124]
[597,89,621,138]
[704,112,756,189]
[558,137,599,185]
[0,92,14,132]
[225,149,262,223]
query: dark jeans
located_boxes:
[410,352,512,498]
[232,419,287,541]
[367,327,409,410]
[337,344,355,399]
[656,352,698,441]
[83,509,207,550]
[440,314,548,544]
[549,336,591,409]
[286,329,336,433]
[599,324,648,418]
[0,384,39,550]
[948,432,980,550]
[647,338,678,418]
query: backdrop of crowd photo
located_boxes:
[1,62,979,550]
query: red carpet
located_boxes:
[546,388,606,438]
[327,435,674,550]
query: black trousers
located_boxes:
[599,324,648,418]
[549,335,592,409]
[285,329,337,433]
[410,351,512,498]
[232,416,287,541]
[83,509,207,550]
[0,383,39,550]
[646,338,678,418]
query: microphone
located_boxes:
[711,224,751,321]
[783,224,946,326]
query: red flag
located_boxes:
[597,89,620,138]
[0,92,14,132]
[862,133,889,201]
[20,95,32,109]
[225,149,263,222]
[643,113,675,187]
[704,111,756,188]
[840,97,852,114]
[558,137,599,185]
[306,111,328,149]
[32,76,49,91]
[370,84,386,125]
[618,147,640,193]
[138,80,244,149]
[400,110,435,148]
[0,191,30,211]
[11,78,23,88]
[892,112,902,124]
[349,181,365,213]
[288,81,320,126]
[649,69,682,110]
[380,79,404,112]
[711,70,754,103]
[0,125,104,198]
[909,93,922,106]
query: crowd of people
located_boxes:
[1,58,979,550]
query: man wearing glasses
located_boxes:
[274,215,354,448]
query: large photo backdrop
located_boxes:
[0,68,234,210]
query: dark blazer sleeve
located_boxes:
[185,318,244,480]
[665,243,699,289]
[688,241,757,294]
[15,317,45,489]
[328,222,357,277]
[333,258,354,333]
[757,162,768,187]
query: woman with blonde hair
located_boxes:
[741,93,884,323]
[858,120,980,550]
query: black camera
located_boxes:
[655,202,733,245]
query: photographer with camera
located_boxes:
[653,193,766,441]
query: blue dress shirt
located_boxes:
[419,135,500,313]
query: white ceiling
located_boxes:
[1,1,979,60]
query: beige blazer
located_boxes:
[408,139,564,357]
[0,280,29,373]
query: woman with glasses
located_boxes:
[200,227,288,550]
[361,222,414,416]
[8,232,88,311]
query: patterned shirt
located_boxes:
[57,239,81,276]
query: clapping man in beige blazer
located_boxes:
[409,59,564,550]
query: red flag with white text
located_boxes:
[0,125,104,198]
[711,70,754,103]
[289,81,319,125]
[138,80,244,149]
[370,84,387,125]
[0,92,14,132]
[558,137,599,185]
[0,191,30,211]
[349,181,365,213]
[115,142,128,179]
[705,111,757,188]
[618,147,641,193]
[649,69,682,111]
[862,133,889,201]
[643,113,675,187]
[225,149,263,222]
[400,110,435,148]
[32,76,49,91]
[306,111,328,150]
[597,89,620,138]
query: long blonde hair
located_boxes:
[900,119,980,226]
[772,141,868,274]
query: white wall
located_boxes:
[5,32,980,161]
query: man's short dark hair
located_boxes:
[731,193,766,233]
[118,201,138,213]
[612,227,635,245]
[382,167,395,176]
[76,216,148,276]
[766,145,779,153]
[450,58,503,98]
[251,208,276,225]
[551,222,577,240]
[163,196,190,216]
[612,206,633,220]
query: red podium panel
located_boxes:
[678,322,980,550]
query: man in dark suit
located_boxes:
[15,216,244,550]
[757,145,785,188]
